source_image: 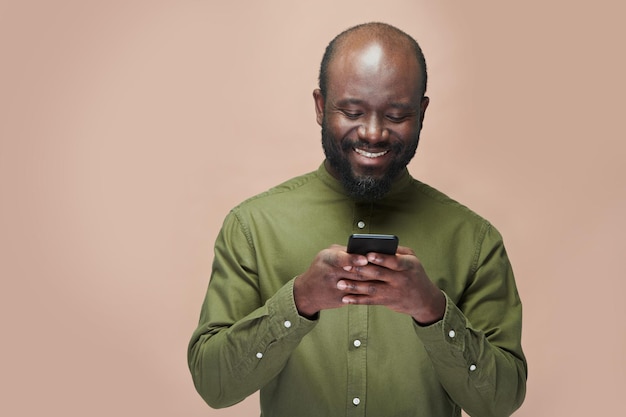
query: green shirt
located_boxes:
[188,164,527,417]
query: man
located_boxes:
[188,22,527,417]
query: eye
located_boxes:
[386,114,408,123]
[341,110,363,119]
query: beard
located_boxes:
[321,121,419,201]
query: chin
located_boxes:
[341,169,394,201]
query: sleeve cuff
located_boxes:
[413,291,468,353]
[266,277,318,342]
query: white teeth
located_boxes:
[354,148,389,158]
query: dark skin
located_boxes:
[294,31,445,325]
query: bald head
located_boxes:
[318,22,428,98]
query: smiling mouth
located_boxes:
[354,148,389,158]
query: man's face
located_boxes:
[314,40,429,200]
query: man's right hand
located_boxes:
[293,245,368,318]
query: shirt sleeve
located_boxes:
[187,211,317,409]
[413,223,527,417]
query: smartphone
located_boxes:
[346,233,399,255]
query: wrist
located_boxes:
[412,290,446,326]
[293,275,319,319]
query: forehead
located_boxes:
[326,39,423,103]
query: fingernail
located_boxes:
[356,257,368,265]
[336,280,347,290]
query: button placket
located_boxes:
[346,305,367,416]
[353,202,372,234]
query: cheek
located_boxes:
[392,123,422,142]
[327,115,358,137]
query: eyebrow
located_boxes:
[387,102,416,111]
[334,98,416,111]
[334,98,366,107]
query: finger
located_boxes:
[337,279,380,295]
[322,246,368,269]
[337,251,369,270]
[395,245,415,256]
[366,248,417,271]
[342,292,389,306]
[341,262,383,282]
[363,253,405,273]
[342,294,373,305]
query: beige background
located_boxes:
[1,1,624,416]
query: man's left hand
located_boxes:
[338,246,446,325]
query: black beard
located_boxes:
[321,122,419,201]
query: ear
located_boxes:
[419,96,430,124]
[313,89,325,126]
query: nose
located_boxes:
[357,115,389,143]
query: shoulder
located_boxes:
[227,169,326,218]
[411,179,488,223]
[404,178,504,245]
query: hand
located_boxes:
[338,246,446,325]
[293,245,369,318]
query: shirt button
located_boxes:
[256,352,263,359]
[448,330,456,338]
[469,364,477,372]
[352,397,361,406]
[357,221,366,229]
[353,339,361,347]
[283,320,292,328]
